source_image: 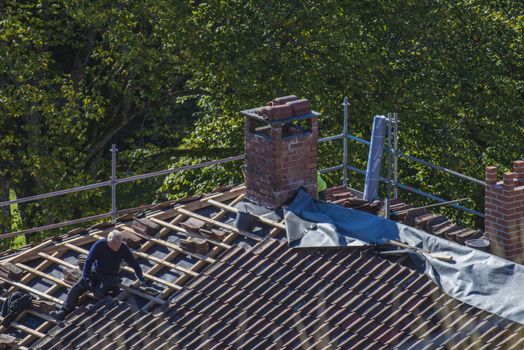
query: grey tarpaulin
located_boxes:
[285,189,524,325]
[234,201,283,231]
[235,201,283,221]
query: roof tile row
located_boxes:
[34,238,524,349]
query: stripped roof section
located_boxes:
[325,187,484,245]
[34,238,524,350]
[0,185,276,348]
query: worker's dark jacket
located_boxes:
[83,239,143,280]
[61,239,143,312]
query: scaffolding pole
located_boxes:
[342,97,349,187]
[386,113,392,219]
[393,112,399,199]
[111,144,118,221]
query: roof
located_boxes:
[33,239,524,350]
[0,185,260,348]
[1,185,524,349]
[324,187,484,245]
[162,240,524,350]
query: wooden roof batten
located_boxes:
[0,185,288,349]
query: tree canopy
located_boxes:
[1,0,522,241]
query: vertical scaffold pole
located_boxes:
[343,97,349,187]
[386,113,392,219]
[111,144,118,221]
[393,112,399,199]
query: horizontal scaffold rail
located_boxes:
[345,164,484,217]
[0,155,245,208]
[345,134,485,186]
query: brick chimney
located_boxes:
[485,160,524,263]
[241,96,319,208]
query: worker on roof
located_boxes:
[52,230,148,321]
[317,172,327,200]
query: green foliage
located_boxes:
[0,0,195,237]
[8,189,22,231]
[0,0,522,240]
[9,188,26,249]
[162,0,523,228]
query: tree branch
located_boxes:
[82,97,143,174]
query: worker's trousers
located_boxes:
[62,272,120,311]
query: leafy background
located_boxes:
[1,0,522,247]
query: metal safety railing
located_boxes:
[0,155,245,239]
[337,98,484,217]
[0,97,485,240]
[344,134,485,186]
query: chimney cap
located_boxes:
[241,108,320,126]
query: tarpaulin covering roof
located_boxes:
[285,189,524,325]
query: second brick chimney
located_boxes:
[485,160,524,263]
[241,96,319,208]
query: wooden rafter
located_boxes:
[175,207,263,241]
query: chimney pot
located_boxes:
[258,104,293,120]
[286,99,312,116]
[268,95,298,106]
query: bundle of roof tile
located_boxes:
[132,218,160,236]
[179,217,206,232]
[0,263,22,281]
[342,198,383,214]
[325,188,383,214]
[199,228,227,240]
[424,217,483,244]
[324,186,355,201]
[63,268,81,286]
[120,229,144,249]
[387,201,420,221]
[31,299,55,314]
[180,238,209,255]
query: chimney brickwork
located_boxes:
[485,160,524,263]
[243,96,318,208]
